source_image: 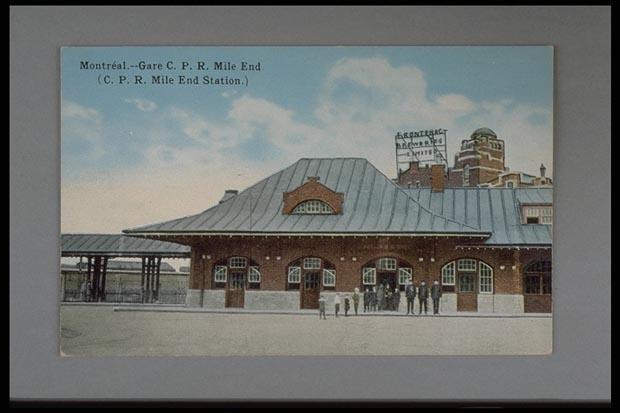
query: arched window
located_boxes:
[286,257,336,290]
[361,257,413,291]
[212,256,261,290]
[292,200,334,214]
[463,164,470,186]
[441,259,494,294]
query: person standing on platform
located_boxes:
[371,286,378,312]
[385,284,393,311]
[363,287,370,313]
[334,293,341,318]
[393,286,401,312]
[405,280,416,315]
[431,280,442,315]
[318,294,327,319]
[344,294,350,317]
[353,288,360,315]
[418,280,429,315]
[376,283,385,311]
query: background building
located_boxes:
[397,127,551,189]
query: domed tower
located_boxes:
[450,127,506,187]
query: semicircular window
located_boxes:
[292,199,335,214]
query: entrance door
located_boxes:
[457,272,478,312]
[226,272,245,308]
[377,273,396,290]
[301,272,320,309]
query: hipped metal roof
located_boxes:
[124,158,485,237]
[123,158,553,246]
[404,187,553,245]
[61,234,190,257]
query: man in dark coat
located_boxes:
[393,286,401,312]
[385,285,393,311]
[431,280,442,315]
[376,284,385,311]
[370,286,378,312]
[363,287,370,313]
[418,280,429,315]
[405,280,416,315]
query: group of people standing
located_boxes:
[318,280,443,319]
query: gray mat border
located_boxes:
[10,6,610,401]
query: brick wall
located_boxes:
[181,236,549,295]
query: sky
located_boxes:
[61,46,553,236]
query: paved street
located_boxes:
[60,305,552,356]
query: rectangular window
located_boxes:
[459,273,474,293]
[229,257,247,268]
[248,266,261,283]
[524,275,541,294]
[322,269,336,287]
[479,264,493,293]
[542,275,552,294]
[362,267,376,285]
[303,258,321,269]
[441,262,456,285]
[541,207,553,225]
[288,266,301,283]
[506,181,514,188]
[398,267,412,285]
[305,200,321,213]
[525,207,539,217]
[458,259,476,271]
[378,258,397,271]
[214,265,227,282]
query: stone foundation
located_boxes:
[244,291,300,311]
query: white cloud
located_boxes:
[61,100,105,159]
[124,97,158,112]
[62,57,553,233]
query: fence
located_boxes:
[62,288,187,305]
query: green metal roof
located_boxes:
[61,234,190,257]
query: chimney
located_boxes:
[431,164,445,192]
[219,189,238,203]
[540,163,546,178]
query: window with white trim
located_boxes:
[214,265,228,282]
[229,257,247,268]
[378,258,397,271]
[522,206,553,225]
[441,262,456,285]
[479,262,493,293]
[287,266,301,283]
[322,269,336,287]
[362,267,376,285]
[292,200,334,214]
[458,259,476,271]
[248,266,261,283]
[463,164,470,187]
[303,257,321,269]
[398,267,412,285]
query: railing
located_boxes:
[62,289,187,305]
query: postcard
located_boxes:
[60,46,553,356]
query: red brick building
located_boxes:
[125,157,553,313]
[397,127,551,189]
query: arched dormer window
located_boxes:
[292,199,334,215]
[282,176,344,215]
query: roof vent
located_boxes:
[219,189,238,203]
